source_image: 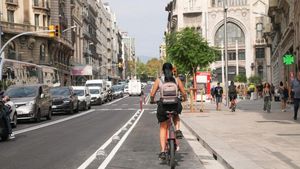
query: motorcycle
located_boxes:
[0,101,9,141]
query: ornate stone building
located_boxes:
[166,0,272,83]
[266,0,295,86]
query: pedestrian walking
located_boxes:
[210,86,215,104]
[263,82,272,113]
[279,81,289,112]
[214,82,223,111]
[290,72,300,120]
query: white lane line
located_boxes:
[98,109,145,169]
[77,109,142,169]
[14,109,95,135]
[106,95,129,105]
[96,108,155,111]
[145,94,150,105]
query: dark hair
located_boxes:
[280,81,283,86]
[162,63,175,83]
[264,82,270,88]
[230,81,234,85]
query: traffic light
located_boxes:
[55,25,60,37]
[48,25,55,37]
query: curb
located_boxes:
[181,120,233,169]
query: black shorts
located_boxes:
[229,95,237,101]
[156,101,182,123]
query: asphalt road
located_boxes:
[0,87,204,169]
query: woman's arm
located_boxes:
[150,79,160,102]
[176,78,187,101]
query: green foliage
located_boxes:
[166,27,219,74]
[234,74,247,83]
[248,75,262,85]
[146,58,162,78]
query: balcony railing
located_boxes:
[1,21,48,34]
[6,0,18,6]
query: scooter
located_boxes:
[0,101,9,141]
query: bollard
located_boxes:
[200,90,204,112]
[140,96,143,111]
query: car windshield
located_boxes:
[86,83,102,88]
[5,86,38,98]
[111,86,119,91]
[50,87,70,96]
[90,89,100,94]
[74,90,84,96]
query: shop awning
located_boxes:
[71,65,93,76]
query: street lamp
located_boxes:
[224,0,229,107]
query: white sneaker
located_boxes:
[9,133,15,140]
[282,109,286,112]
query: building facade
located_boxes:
[266,0,295,86]
[0,0,74,86]
[166,0,271,83]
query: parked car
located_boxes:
[5,84,52,122]
[112,85,124,99]
[124,85,129,94]
[72,86,91,110]
[50,86,79,114]
[88,86,104,105]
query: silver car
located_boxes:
[5,84,53,122]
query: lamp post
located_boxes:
[224,0,229,107]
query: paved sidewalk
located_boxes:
[181,99,300,169]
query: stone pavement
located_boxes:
[181,99,300,169]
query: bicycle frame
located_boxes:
[166,111,176,140]
[165,111,177,169]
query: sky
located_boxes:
[105,0,169,63]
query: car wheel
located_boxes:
[69,104,74,114]
[35,109,41,123]
[46,108,52,120]
[75,102,79,113]
[11,112,17,128]
[84,101,87,110]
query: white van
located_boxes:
[72,86,91,110]
[128,79,142,96]
[85,79,106,88]
[88,86,104,105]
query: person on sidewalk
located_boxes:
[150,62,187,160]
[279,81,289,112]
[290,72,300,120]
[263,82,272,113]
[214,82,223,111]
[210,86,215,104]
[228,81,237,112]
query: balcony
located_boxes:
[6,0,18,6]
[183,6,202,14]
[1,21,48,35]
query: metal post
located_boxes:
[224,0,229,107]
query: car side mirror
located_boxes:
[73,93,77,96]
[101,92,104,95]
[40,94,45,99]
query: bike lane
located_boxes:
[105,105,204,169]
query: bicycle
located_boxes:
[165,110,177,169]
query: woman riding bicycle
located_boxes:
[150,62,187,160]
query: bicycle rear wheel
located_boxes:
[169,139,176,169]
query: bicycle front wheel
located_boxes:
[169,139,176,169]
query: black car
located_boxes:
[50,87,79,114]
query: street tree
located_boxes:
[166,27,219,75]
[146,58,162,78]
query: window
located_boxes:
[35,14,40,27]
[40,44,45,61]
[43,15,47,27]
[256,48,265,58]
[7,10,14,23]
[211,0,216,7]
[33,0,39,6]
[238,50,245,60]
[215,22,245,47]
